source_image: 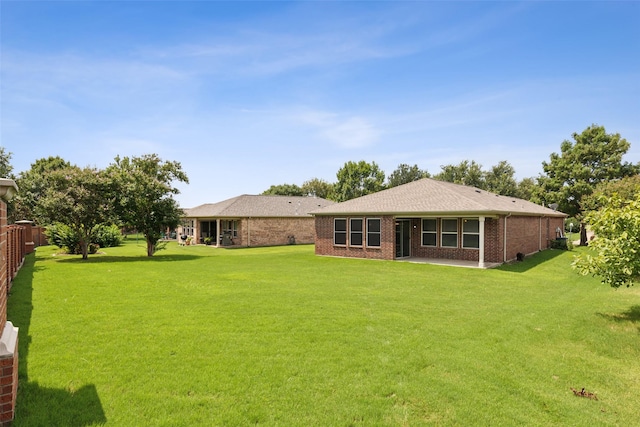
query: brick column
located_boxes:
[0,179,19,425]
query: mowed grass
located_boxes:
[8,240,640,426]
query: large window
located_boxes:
[422,219,437,246]
[334,219,347,245]
[366,218,381,247]
[441,219,458,248]
[221,220,238,237]
[350,218,363,247]
[182,220,194,237]
[462,218,480,249]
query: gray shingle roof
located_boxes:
[184,195,334,218]
[311,178,566,217]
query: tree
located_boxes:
[37,166,115,259]
[573,194,640,288]
[516,177,539,201]
[0,147,14,179]
[12,156,72,222]
[334,160,385,202]
[301,178,334,200]
[109,154,188,256]
[581,174,640,212]
[1,148,16,222]
[387,164,429,188]
[484,160,519,197]
[539,125,639,245]
[262,183,304,196]
[434,160,485,189]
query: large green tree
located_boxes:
[515,177,539,202]
[109,154,188,256]
[484,160,519,197]
[539,125,639,245]
[573,194,640,288]
[301,178,334,200]
[1,148,16,221]
[12,156,72,222]
[387,163,429,188]
[37,166,115,259]
[334,160,385,202]
[0,147,14,179]
[434,159,524,197]
[434,160,485,189]
[581,174,640,212]
[262,183,304,196]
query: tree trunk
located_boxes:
[80,239,89,260]
[580,222,588,246]
[146,239,155,257]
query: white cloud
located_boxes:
[321,117,379,149]
[292,109,380,149]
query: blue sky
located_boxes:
[1,1,639,208]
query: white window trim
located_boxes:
[349,218,364,247]
[334,218,347,246]
[462,218,480,249]
[366,218,381,248]
[421,218,437,247]
[441,218,459,248]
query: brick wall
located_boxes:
[238,217,317,247]
[315,214,565,264]
[0,202,6,329]
[502,215,563,261]
[0,187,20,425]
[484,217,503,263]
[314,215,395,260]
[0,335,18,425]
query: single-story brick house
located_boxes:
[311,178,566,267]
[179,195,334,247]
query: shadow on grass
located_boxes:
[495,249,567,273]
[53,253,204,264]
[8,253,107,426]
[597,305,640,333]
[17,383,106,427]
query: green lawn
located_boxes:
[8,240,640,426]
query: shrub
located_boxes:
[550,238,571,250]
[45,223,122,254]
[93,224,123,248]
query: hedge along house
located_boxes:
[179,195,334,247]
[312,178,566,268]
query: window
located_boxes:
[366,218,381,247]
[441,219,458,248]
[182,220,194,236]
[422,219,437,246]
[221,220,238,237]
[334,219,347,245]
[350,218,363,247]
[462,218,480,249]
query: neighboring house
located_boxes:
[179,195,334,247]
[311,178,566,267]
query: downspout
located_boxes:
[247,217,251,247]
[478,216,485,268]
[539,216,543,251]
[216,218,220,247]
[503,213,512,263]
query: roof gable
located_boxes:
[184,195,334,218]
[311,178,565,217]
